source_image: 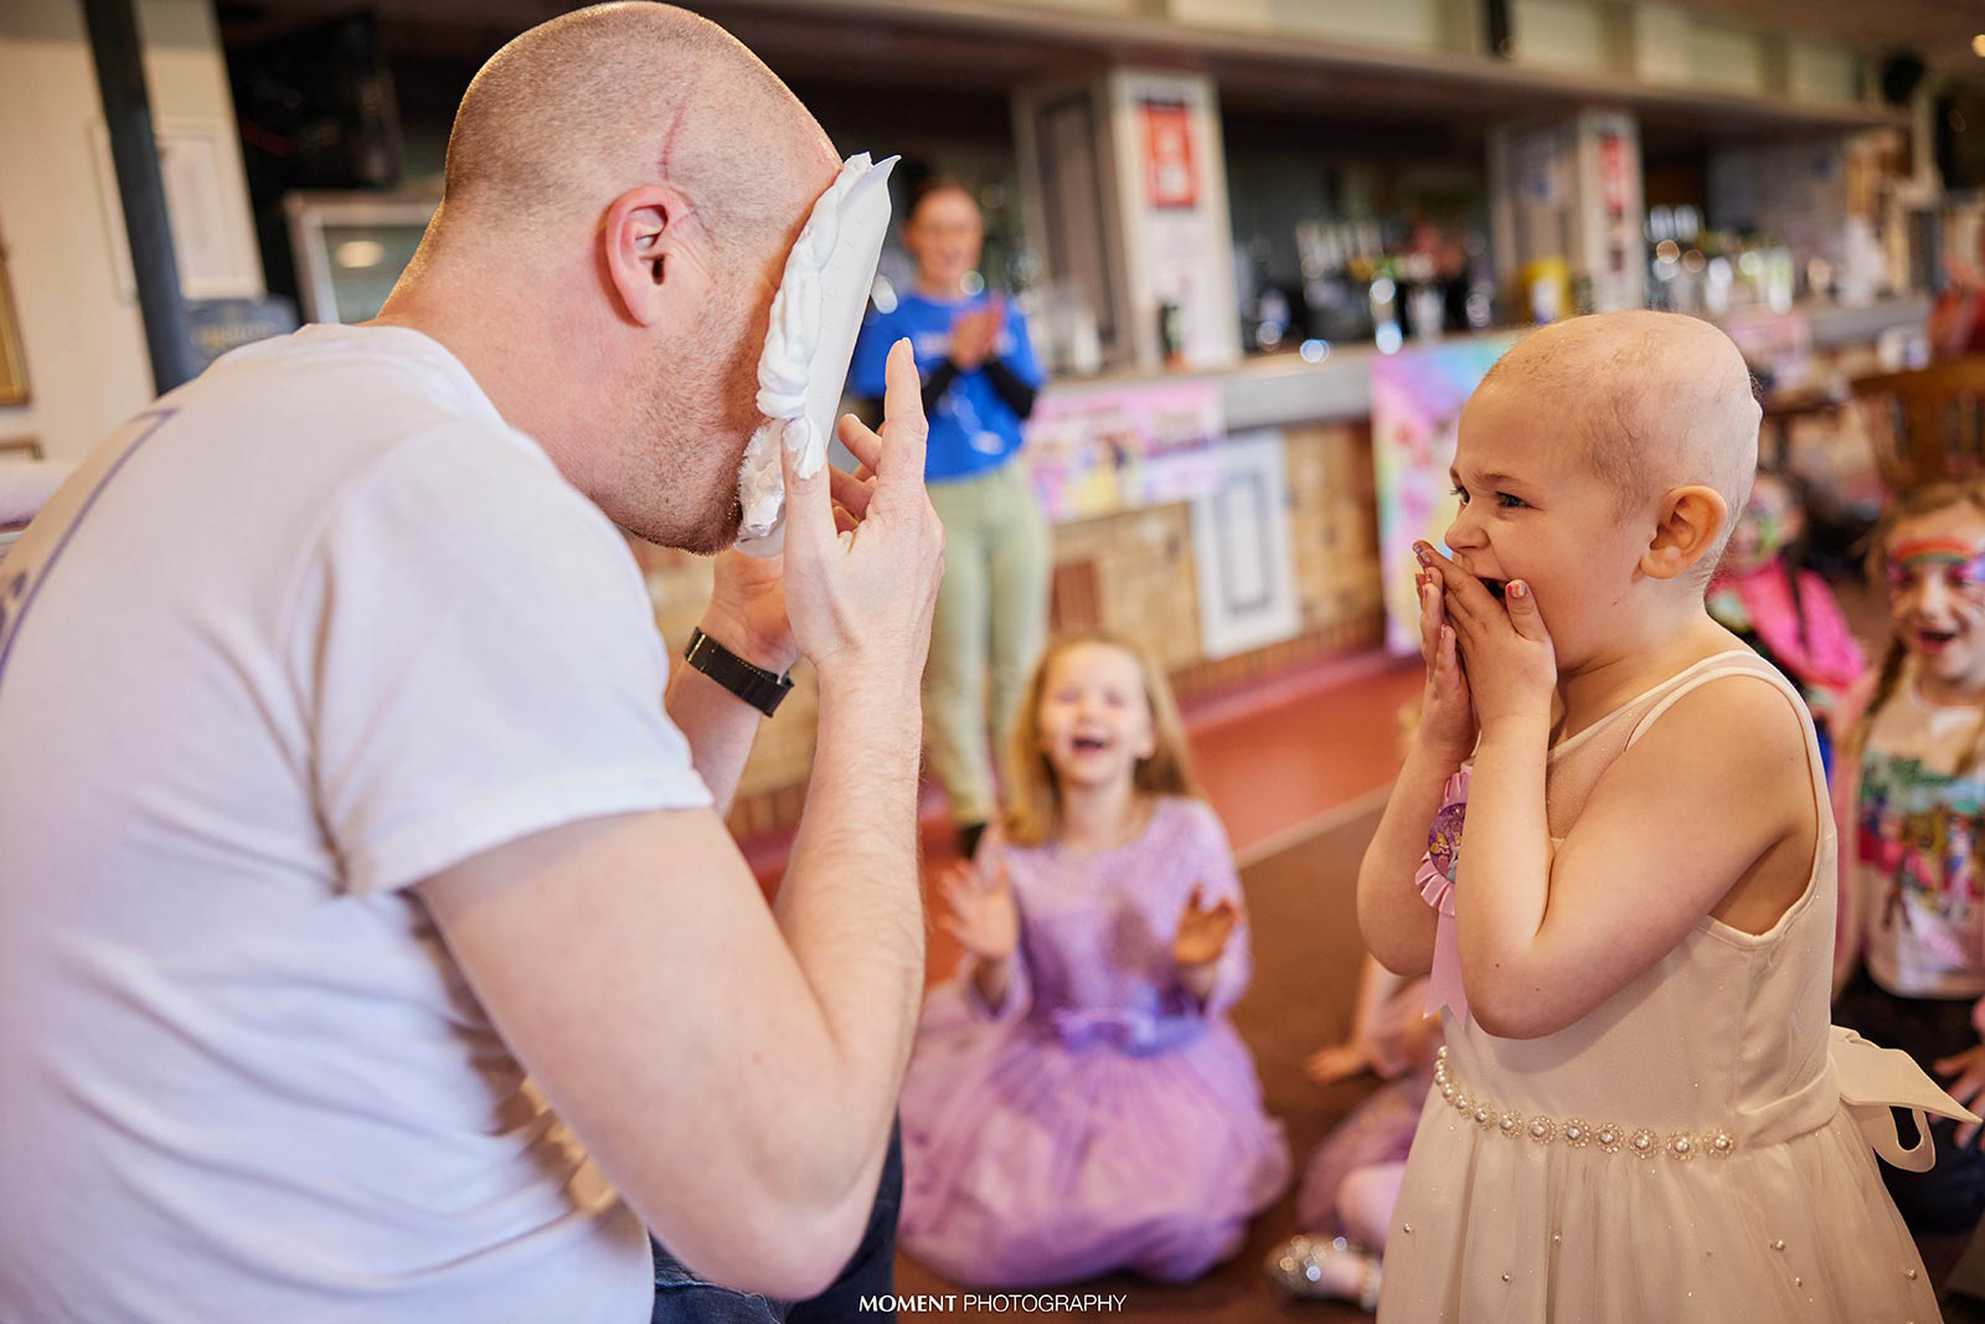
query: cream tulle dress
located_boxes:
[1380,650,1972,1322]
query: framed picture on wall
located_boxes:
[0,236,27,407]
[1190,430,1301,660]
[88,118,264,304]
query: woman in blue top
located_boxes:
[851,180,1050,858]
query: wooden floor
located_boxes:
[884,653,1422,1318]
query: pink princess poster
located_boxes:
[1371,335,1522,655]
[1021,378,1224,523]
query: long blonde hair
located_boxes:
[1002,631,1201,848]
[1849,479,1985,778]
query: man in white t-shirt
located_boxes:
[0,7,942,1322]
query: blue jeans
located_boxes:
[652,1121,903,1323]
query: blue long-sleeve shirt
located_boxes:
[850,292,1044,484]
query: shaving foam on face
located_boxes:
[734,153,898,556]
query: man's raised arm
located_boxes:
[419,341,941,1298]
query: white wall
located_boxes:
[1629,4,1694,85]
[1687,20,1766,94]
[0,0,258,462]
[1006,0,1141,11]
[1511,0,1611,73]
[1787,38,1859,104]
[1170,0,1461,51]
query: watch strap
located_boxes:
[683,628,793,717]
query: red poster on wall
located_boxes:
[1140,100,1198,210]
[1598,132,1630,218]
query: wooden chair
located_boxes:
[1849,356,1985,491]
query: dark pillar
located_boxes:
[82,0,199,393]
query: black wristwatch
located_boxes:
[683,627,793,717]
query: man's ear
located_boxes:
[1641,484,1729,581]
[601,184,705,327]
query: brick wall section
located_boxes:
[1046,501,1203,670]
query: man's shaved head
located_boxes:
[439,3,828,253]
[1481,311,1761,567]
[377,4,843,552]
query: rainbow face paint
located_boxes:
[1884,537,1985,598]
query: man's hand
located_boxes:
[701,549,799,675]
[781,338,944,689]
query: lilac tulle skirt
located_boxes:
[897,982,1291,1287]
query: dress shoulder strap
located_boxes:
[1625,652,1804,750]
[1544,650,1815,842]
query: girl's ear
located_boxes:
[1641,484,1729,582]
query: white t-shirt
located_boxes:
[0,325,712,1322]
[1856,671,1985,999]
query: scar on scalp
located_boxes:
[655,66,698,177]
[647,70,709,240]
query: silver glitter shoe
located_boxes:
[1265,1234,1382,1310]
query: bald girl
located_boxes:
[1426,309,1763,674]
[1361,310,1791,995]
[1477,309,1761,564]
[0,5,941,1321]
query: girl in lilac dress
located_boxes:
[897,632,1291,1286]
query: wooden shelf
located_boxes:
[696,0,1907,137]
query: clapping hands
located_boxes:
[947,299,1005,370]
[940,857,1019,964]
[1173,886,1239,970]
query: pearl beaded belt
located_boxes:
[1434,1047,1738,1161]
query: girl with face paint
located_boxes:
[1706,470,1865,775]
[1835,480,1985,1284]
